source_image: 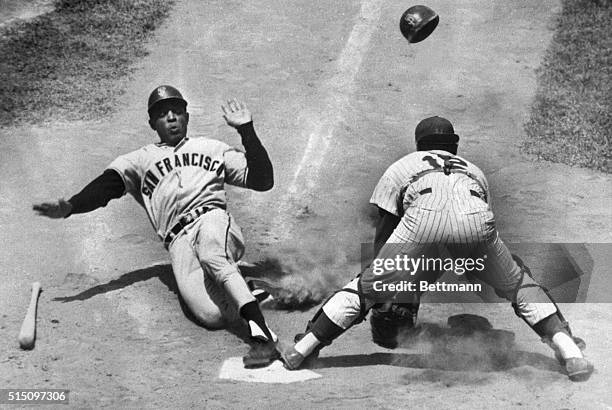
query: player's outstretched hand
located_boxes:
[221,98,252,128]
[33,199,73,219]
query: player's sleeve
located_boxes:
[106,150,143,196]
[67,149,144,215]
[225,122,274,191]
[369,173,402,217]
[67,170,125,215]
[223,148,248,187]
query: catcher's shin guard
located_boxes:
[509,254,586,352]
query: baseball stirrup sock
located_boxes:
[552,332,583,360]
[240,301,276,342]
[294,332,321,357]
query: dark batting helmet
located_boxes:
[400,5,439,43]
[147,85,187,115]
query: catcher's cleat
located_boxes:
[243,336,280,369]
[281,345,306,371]
[564,357,594,382]
[280,333,323,370]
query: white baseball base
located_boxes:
[218,357,321,384]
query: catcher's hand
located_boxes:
[221,98,252,128]
[33,199,73,219]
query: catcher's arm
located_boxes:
[33,170,125,218]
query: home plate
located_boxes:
[219,357,321,383]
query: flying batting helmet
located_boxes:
[400,5,439,43]
[415,116,459,144]
[147,85,187,115]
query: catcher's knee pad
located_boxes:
[321,277,368,329]
[494,254,534,301]
[370,303,419,349]
[298,278,368,347]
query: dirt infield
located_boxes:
[1,0,610,408]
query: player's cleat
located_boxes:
[280,345,306,370]
[564,357,594,382]
[243,336,280,369]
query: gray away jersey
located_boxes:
[108,137,248,240]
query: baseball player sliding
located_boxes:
[33,85,280,368]
[281,116,594,381]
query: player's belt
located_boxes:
[163,206,213,248]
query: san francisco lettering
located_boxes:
[142,153,224,197]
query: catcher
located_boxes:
[33,85,280,368]
[281,116,594,381]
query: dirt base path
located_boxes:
[1,0,610,408]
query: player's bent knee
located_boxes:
[193,309,226,329]
[183,298,226,329]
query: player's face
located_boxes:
[151,101,189,146]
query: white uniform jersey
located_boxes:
[370,150,490,216]
[108,136,248,240]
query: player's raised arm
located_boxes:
[33,169,125,218]
[222,99,273,191]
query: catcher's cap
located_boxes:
[415,116,459,144]
[148,85,187,114]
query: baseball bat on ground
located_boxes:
[18,282,42,350]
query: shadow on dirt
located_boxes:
[308,318,564,377]
[313,349,560,373]
[52,264,178,302]
[50,264,245,332]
